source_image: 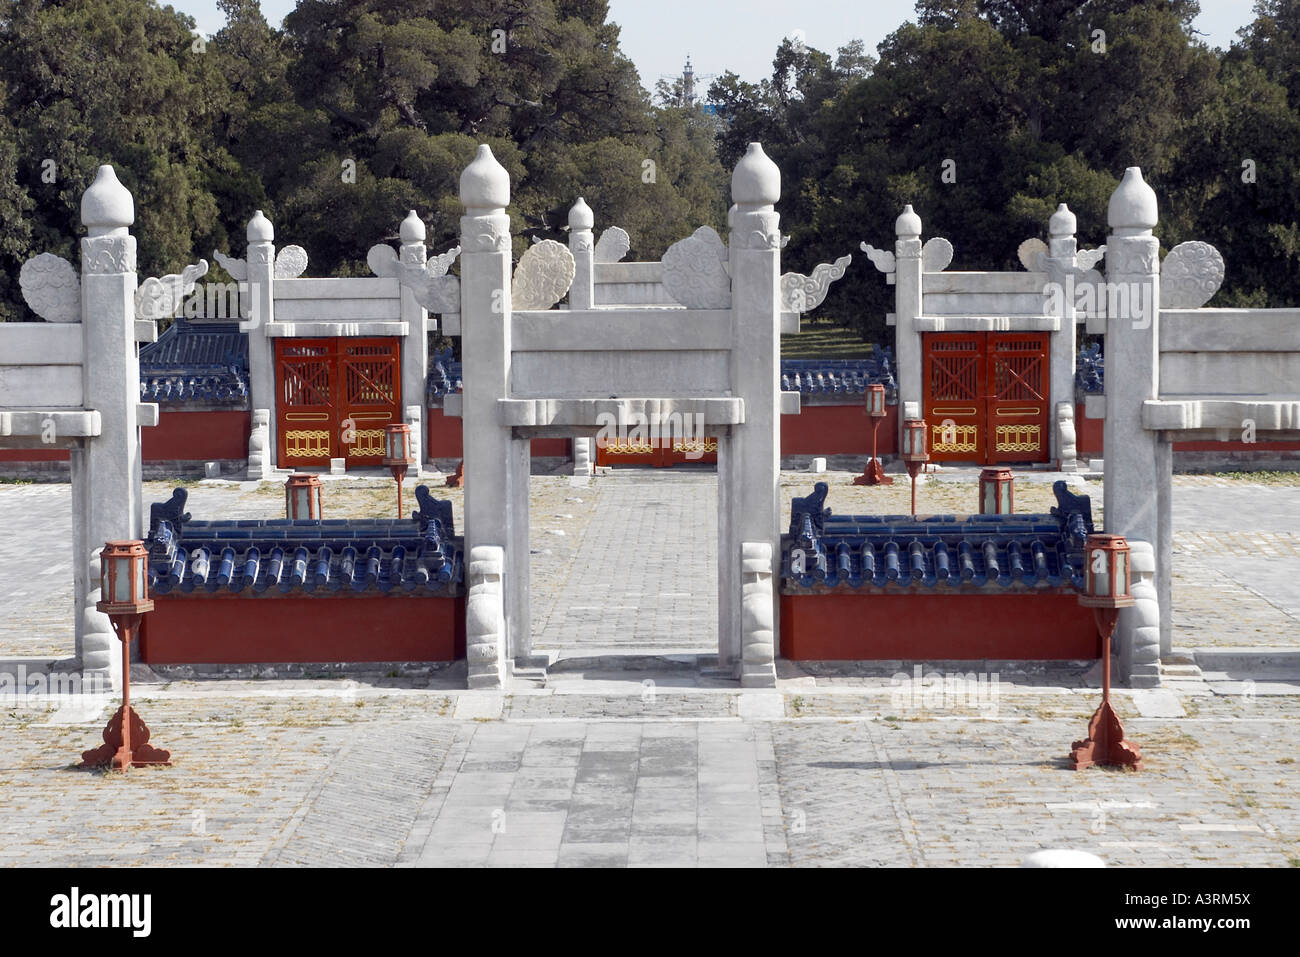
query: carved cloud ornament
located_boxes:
[1018,238,1048,272]
[511,239,575,310]
[19,253,81,322]
[1160,241,1225,308]
[780,255,851,313]
[273,245,309,279]
[859,243,895,275]
[594,226,631,263]
[367,243,462,313]
[135,260,209,320]
[662,231,732,309]
[212,249,247,281]
[922,237,954,272]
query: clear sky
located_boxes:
[171,0,1259,90]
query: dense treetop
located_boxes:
[1,0,1296,340]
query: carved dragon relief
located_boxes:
[780,255,852,313]
[19,252,81,322]
[135,260,209,320]
[511,239,575,310]
[1160,241,1224,308]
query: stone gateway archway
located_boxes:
[448,142,832,689]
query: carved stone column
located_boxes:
[78,166,143,688]
[1103,168,1165,682]
[459,145,517,686]
[726,143,782,685]
[399,210,428,478]
[893,206,924,448]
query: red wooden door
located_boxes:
[339,340,401,466]
[274,338,402,469]
[923,333,985,463]
[922,332,1050,464]
[988,333,1049,464]
[275,340,335,466]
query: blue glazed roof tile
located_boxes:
[144,486,463,597]
[138,320,249,405]
[781,480,1094,594]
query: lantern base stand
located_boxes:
[1070,700,1143,771]
[445,460,464,488]
[852,458,894,486]
[80,705,171,771]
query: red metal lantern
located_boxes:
[901,418,928,464]
[979,467,1015,515]
[901,418,928,516]
[1070,533,1142,771]
[383,423,415,518]
[82,541,170,771]
[286,472,323,521]
[853,384,894,487]
[865,383,886,418]
[1080,533,1134,608]
[97,540,153,616]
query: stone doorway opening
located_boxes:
[526,466,720,685]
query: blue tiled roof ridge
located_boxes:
[144,486,464,596]
[782,480,1095,593]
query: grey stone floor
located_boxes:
[0,471,1298,867]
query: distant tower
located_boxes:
[660,55,717,108]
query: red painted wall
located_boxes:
[781,404,899,456]
[142,410,250,461]
[780,591,1099,660]
[1075,403,1103,457]
[140,594,465,663]
[0,448,69,461]
[425,406,568,459]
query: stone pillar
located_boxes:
[244,211,277,471]
[77,165,143,688]
[568,198,595,311]
[459,145,514,688]
[727,143,782,686]
[1044,203,1080,469]
[399,210,428,477]
[1102,168,1163,682]
[893,206,924,448]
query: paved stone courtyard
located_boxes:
[0,469,1297,867]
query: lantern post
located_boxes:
[383,423,416,517]
[285,472,323,520]
[900,418,928,517]
[1070,533,1144,770]
[853,383,894,486]
[979,467,1014,515]
[80,541,170,771]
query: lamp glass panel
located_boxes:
[1116,552,1129,598]
[999,482,1012,513]
[136,554,149,600]
[1091,548,1110,596]
[982,483,995,514]
[113,555,131,602]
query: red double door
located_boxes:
[922,332,1050,465]
[274,338,401,468]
